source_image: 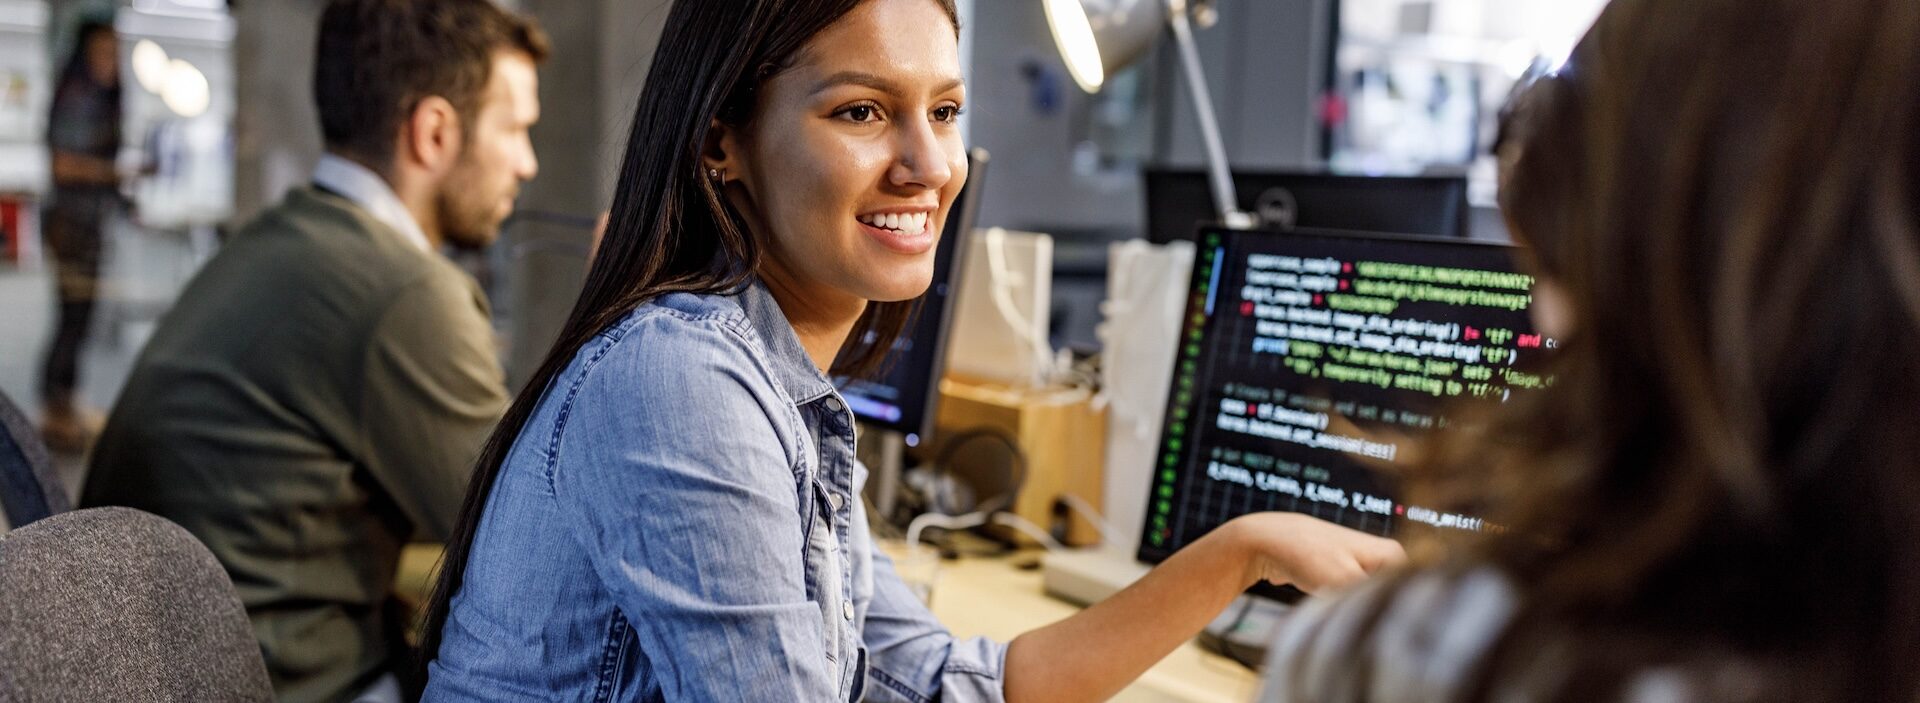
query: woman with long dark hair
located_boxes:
[1257,0,1920,699]
[38,19,122,452]
[419,0,1403,700]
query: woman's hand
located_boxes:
[1221,512,1407,594]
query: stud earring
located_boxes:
[708,168,722,182]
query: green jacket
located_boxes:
[83,187,508,703]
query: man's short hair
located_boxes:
[313,0,549,167]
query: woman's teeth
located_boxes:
[858,212,929,235]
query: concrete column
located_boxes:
[229,0,323,225]
[497,0,667,387]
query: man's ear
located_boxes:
[399,95,463,175]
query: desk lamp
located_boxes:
[1042,0,1256,229]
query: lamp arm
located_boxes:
[1167,0,1255,228]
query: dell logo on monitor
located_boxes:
[1255,187,1300,230]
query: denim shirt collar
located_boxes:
[734,277,838,406]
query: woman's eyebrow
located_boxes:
[810,70,964,98]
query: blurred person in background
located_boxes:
[38,18,122,452]
[80,1,544,701]
[1257,0,1920,700]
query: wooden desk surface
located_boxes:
[396,544,1258,702]
[913,551,1258,703]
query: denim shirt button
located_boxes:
[828,492,843,511]
[823,396,844,414]
[842,601,855,621]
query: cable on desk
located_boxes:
[928,426,1028,516]
[906,510,1067,555]
[1052,492,1115,545]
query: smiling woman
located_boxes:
[415,1,1402,701]
[706,0,971,367]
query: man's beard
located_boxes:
[437,159,510,250]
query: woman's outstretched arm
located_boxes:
[1003,513,1405,703]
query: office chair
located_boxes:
[0,388,69,529]
[0,507,273,701]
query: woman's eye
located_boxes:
[933,106,964,123]
[840,105,879,123]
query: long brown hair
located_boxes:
[1365,0,1920,699]
[415,0,959,680]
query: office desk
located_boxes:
[395,545,1258,702]
[912,551,1258,703]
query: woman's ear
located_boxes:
[701,118,748,184]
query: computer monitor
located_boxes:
[1144,168,1470,244]
[840,148,989,447]
[1137,225,1551,597]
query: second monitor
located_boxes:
[1145,168,1471,244]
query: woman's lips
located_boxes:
[858,219,936,255]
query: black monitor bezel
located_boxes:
[1143,168,1472,245]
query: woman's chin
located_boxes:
[861,273,935,304]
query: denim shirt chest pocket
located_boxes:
[791,391,867,700]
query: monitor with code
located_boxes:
[1137,226,1553,592]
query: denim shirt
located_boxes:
[424,280,1008,702]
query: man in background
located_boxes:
[82,2,545,700]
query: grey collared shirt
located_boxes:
[311,153,431,252]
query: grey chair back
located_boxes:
[0,389,67,528]
[0,507,273,701]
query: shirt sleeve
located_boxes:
[858,532,1011,703]
[358,268,509,540]
[548,314,839,701]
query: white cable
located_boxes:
[906,511,989,552]
[990,512,1069,553]
[1054,492,1115,545]
[904,510,1069,554]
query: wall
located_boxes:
[0,0,49,194]
[229,0,322,225]
[222,0,1345,359]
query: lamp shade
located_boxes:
[1041,0,1168,93]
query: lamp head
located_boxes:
[1042,0,1170,93]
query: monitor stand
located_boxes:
[1196,595,1298,669]
[1040,547,1149,606]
